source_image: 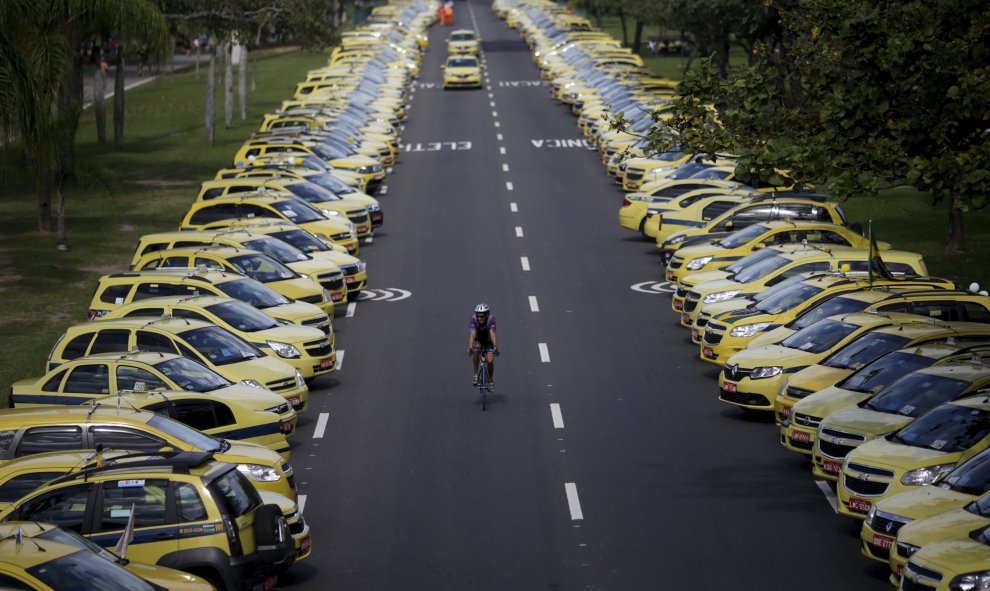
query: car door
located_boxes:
[56,363,112,404]
[8,426,84,460]
[90,478,179,566]
[7,482,95,533]
[146,399,236,439]
[114,364,171,393]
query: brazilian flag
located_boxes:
[868,220,893,284]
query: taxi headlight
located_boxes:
[729,322,772,337]
[267,341,301,359]
[750,366,783,379]
[898,542,920,559]
[686,256,713,270]
[322,209,342,217]
[294,369,305,387]
[241,379,264,389]
[367,203,381,212]
[948,569,990,590]
[901,463,955,486]
[323,289,332,301]
[237,463,281,482]
[703,290,740,304]
[357,261,367,272]
[865,505,877,526]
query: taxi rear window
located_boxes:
[208,469,261,518]
[99,284,132,304]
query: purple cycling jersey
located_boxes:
[469,314,496,346]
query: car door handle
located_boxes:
[151,532,174,540]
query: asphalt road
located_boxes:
[282,2,889,589]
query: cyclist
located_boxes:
[468,303,498,391]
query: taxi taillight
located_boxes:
[622,198,631,207]
[87,309,99,320]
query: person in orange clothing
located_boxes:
[444,1,454,25]
[438,4,446,25]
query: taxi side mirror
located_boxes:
[753,243,766,250]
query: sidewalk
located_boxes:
[83,52,210,106]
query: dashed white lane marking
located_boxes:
[539,343,550,363]
[336,350,345,369]
[492,110,498,117]
[529,296,540,312]
[520,256,530,271]
[506,181,514,191]
[488,92,494,98]
[494,121,500,128]
[298,494,307,513]
[502,163,510,172]
[365,236,374,244]
[313,413,330,439]
[497,133,503,141]
[816,480,839,514]
[515,226,524,237]
[490,101,496,107]
[346,302,356,318]
[550,403,564,428]
[510,202,518,212]
[565,483,584,520]
[379,185,388,195]
[499,146,506,155]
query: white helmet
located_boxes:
[474,303,490,314]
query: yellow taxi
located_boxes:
[443,55,483,89]
[836,397,990,520]
[128,230,348,307]
[641,189,754,241]
[897,536,990,591]
[0,405,296,499]
[179,193,360,254]
[132,246,333,317]
[103,295,335,380]
[0,450,297,589]
[48,317,310,413]
[617,181,754,237]
[8,351,297,438]
[859,447,990,570]
[718,312,935,412]
[667,221,876,284]
[447,29,480,54]
[232,142,385,193]
[620,153,699,191]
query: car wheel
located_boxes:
[639,218,649,241]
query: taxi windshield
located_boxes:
[780,319,859,354]
[888,404,990,453]
[840,351,937,394]
[863,373,971,417]
[448,58,478,68]
[153,356,232,391]
[792,295,871,330]
[717,224,769,249]
[217,278,291,309]
[271,200,323,223]
[28,548,156,591]
[732,255,790,284]
[755,283,824,314]
[241,237,309,263]
[270,229,331,253]
[450,33,475,41]
[945,451,990,497]
[228,253,297,282]
[178,326,264,366]
[285,182,341,203]
[205,300,279,332]
[822,332,912,370]
[723,248,779,275]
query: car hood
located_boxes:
[749,325,795,347]
[875,487,973,522]
[705,299,754,319]
[792,386,871,419]
[824,406,912,438]
[908,539,990,575]
[787,365,852,393]
[217,355,299,384]
[899,507,989,546]
[446,67,481,76]
[725,344,819,368]
[850,437,957,472]
[214,384,300,412]
[680,270,731,289]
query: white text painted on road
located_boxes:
[378,185,388,195]
[510,202,518,212]
[565,483,584,520]
[401,141,472,152]
[314,413,330,439]
[515,226,524,237]
[497,80,549,87]
[531,138,595,149]
[529,296,540,312]
[346,302,356,318]
[521,256,530,271]
[550,404,565,429]
[539,343,550,363]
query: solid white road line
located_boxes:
[565,483,584,520]
[313,413,330,439]
[503,163,510,172]
[539,343,550,363]
[510,202,518,212]
[515,226,524,237]
[298,494,307,513]
[336,350,345,369]
[520,256,530,271]
[550,403,564,429]
[529,296,539,312]
[499,146,506,155]
[506,181,514,191]
[346,302,356,318]
[816,480,839,514]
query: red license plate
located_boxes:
[672,299,683,311]
[849,497,873,513]
[823,459,843,474]
[665,270,674,281]
[357,225,369,233]
[680,313,691,325]
[872,533,894,550]
[345,276,357,284]
[264,576,277,591]
[790,430,811,443]
[703,346,715,359]
[897,565,903,577]
[723,381,737,393]
[332,293,344,302]
[280,421,294,434]
[288,396,301,409]
[692,329,700,341]
[374,173,385,180]
[781,405,792,417]
[320,357,334,370]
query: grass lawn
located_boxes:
[0,49,328,399]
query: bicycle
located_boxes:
[471,347,498,411]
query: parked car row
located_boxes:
[497,1,990,589]
[0,1,436,589]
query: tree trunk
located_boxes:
[224,42,234,129]
[239,44,248,120]
[94,65,106,143]
[113,50,125,150]
[945,200,965,253]
[632,20,645,54]
[332,0,341,26]
[251,50,257,92]
[55,178,69,251]
[205,45,216,145]
[618,9,629,47]
[37,172,52,232]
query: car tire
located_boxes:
[639,219,649,241]
[254,504,293,567]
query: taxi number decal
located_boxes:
[118,480,145,487]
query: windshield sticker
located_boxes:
[931,439,947,450]
[118,480,145,488]
[283,209,298,218]
[900,405,915,415]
